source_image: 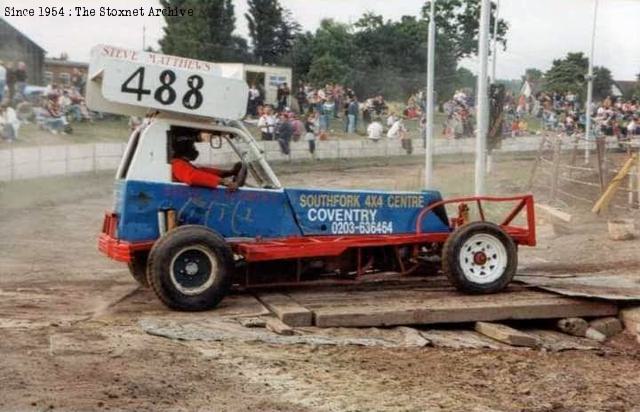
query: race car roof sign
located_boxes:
[87,45,249,120]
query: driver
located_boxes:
[171,132,242,191]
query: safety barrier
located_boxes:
[0,135,544,182]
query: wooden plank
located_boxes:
[593,154,637,214]
[475,322,539,347]
[265,317,294,336]
[257,293,313,327]
[291,286,544,308]
[312,292,618,328]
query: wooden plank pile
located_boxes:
[269,285,617,328]
[238,283,640,349]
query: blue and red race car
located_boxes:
[90,45,536,311]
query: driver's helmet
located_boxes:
[171,127,199,161]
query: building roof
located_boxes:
[0,17,45,52]
[614,80,637,97]
[44,58,89,68]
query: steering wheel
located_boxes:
[233,162,248,187]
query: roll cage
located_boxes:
[117,115,282,189]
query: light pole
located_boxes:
[487,0,500,175]
[425,0,436,188]
[491,0,500,83]
[585,0,599,164]
[475,0,491,195]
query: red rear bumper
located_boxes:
[98,212,153,263]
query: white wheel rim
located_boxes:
[169,245,218,296]
[458,233,508,284]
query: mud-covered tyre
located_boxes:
[442,222,517,294]
[147,225,234,311]
[127,252,149,287]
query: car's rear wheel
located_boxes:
[147,226,234,311]
[442,222,517,294]
[127,252,149,287]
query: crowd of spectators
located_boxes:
[0,60,91,144]
[246,76,640,157]
[247,81,431,155]
[519,91,640,140]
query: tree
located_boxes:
[245,0,300,64]
[544,52,588,95]
[422,0,508,59]
[544,52,614,101]
[301,19,357,88]
[592,66,614,100]
[455,67,477,90]
[349,14,459,100]
[522,68,543,83]
[635,73,640,98]
[307,53,352,86]
[159,0,249,62]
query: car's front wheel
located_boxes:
[442,222,517,294]
[147,226,234,311]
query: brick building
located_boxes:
[0,17,45,85]
[44,58,89,87]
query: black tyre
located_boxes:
[147,226,234,311]
[127,252,149,287]
[442,222,517,294]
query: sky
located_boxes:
[1,0,639,81]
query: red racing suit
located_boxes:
[171,159,223,188]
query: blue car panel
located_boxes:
[115,181,450,243]
[115,180,302,242]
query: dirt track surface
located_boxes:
[2,158,640,411]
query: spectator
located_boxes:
[71,68,85,95]
[257,105,276,141]
[305,110,318,158]
[275,112,293,155]
[320,98,334,132]
[44,96,70,134]
[386,112,398,130]
[346,96,359,134]
[0,60,6,103]
[0,103,19,142]
[387,115,407,140]
[296,84,308,114]
[276,83,290,112]
[628,116,639,137]
[247,83,260,117]
[5,62,16,103]
[367,117,383,142]
[290,113,305,142]
[14,62,28,101]
[372,95,387,116]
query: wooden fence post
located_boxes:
[569,134,580,178]
[527,135,548,190]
